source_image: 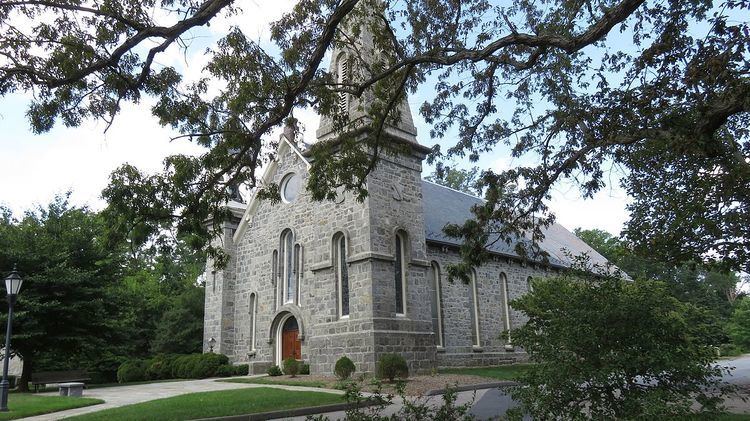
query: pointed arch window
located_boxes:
[429,262,444,347]
[249,293,257,352]
[394,232,407,315]
[280,230,301,305]
[501,273,512,344]
[337,54,350,114]
[335,233,350,318]
[272,250,278,309]
[469,270,481,347]
[526,276,533,294]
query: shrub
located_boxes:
[88,355,126,384]
[145,354,179,380]
[719,343,743,357]
[267,365,283,376]
[170,353,229,379]
[215,365,234,377]
[334,356,356,380]
[300,363,310,375]
[117,360,147,383]
[283,357,300,377]
[233,364,249,376]
[377,354,408,382]
[727,299,750,350]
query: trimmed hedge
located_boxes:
[117,359,148,383]
[117,353,237,383]
[283,358,300,377]
[268,365,283,376]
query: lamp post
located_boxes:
[1,266,22,412]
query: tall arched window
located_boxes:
[249,293,257,352]
[501,273,512,344]
[281,230,296,304]
[394,232,407,315]
[335,233,349,318]
[429,262,444,347]
[294,243,302,304]
[337,54,350,114]
[469,270,481,347]
[272,250,278,308]
[526,276,533,294]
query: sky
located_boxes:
[0,1,630,236]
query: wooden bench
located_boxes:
[31,370,90,393]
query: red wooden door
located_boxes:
[282,328,301,360]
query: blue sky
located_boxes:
[0,1,630,235]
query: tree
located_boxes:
[508,273,733,419]
[425,164,481,196]
[2,1,749,273]
[0,195,124,391]
[727,298,750,351]
[150,286,205,354]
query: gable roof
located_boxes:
[422,180,611,269]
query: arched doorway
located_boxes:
[278,315,301,361]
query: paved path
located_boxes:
[719,354,750,385]
[20,377,343,420]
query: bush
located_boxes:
[300,363,310,375]
[727,299,750,350]
[233,364,249,376]
[283,357,300,377]
[145,354,179,380]
[117,360,147,383]
[377,354,408,382]
[267,365,283,376]
[334,356,356,380]
[171,353,229,379]
[719,343,744,357]
[215,365,234,377]
[88,355,126,384]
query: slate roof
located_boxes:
[422,180,611,268]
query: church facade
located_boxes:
[202,22,608,375]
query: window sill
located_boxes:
[504,344,516,352]
[436,346,446,353]
[339,315,350,320]
[395,313,406,318]
[472,346,484,353]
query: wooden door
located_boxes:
[281,317,301,360]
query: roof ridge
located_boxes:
[421,178,485,202]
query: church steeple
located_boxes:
[315,8,418,145]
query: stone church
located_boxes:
[202,19,609,375]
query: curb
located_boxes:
[191,399,380,421]
[423,381,519,396]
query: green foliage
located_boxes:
[300,363,310,375]
[282,358,300,377]
[508,274,734,420]
[233,364,249,376]
[117,360,147,383]
[87,354,127,384]
[376,354,408,382]
[150,287,205,354]
[425,164,481,196]
[267,365,283,377]
[214,365,234,378]
[727,299,750,350]
[334,356,356,380]
[118,353,230,383]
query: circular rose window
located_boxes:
[280,173,301,203]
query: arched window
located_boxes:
[249,293,257,352]
[337,54,350,114]
[335,233,350,318]
[429,262,444,347]
[281,230,298,304]
[272,250,278,308]
[501,273,512,344]
[526,276,533,293]
[394,232,407,315]
[469,270,481,347]
[294,243,302,304]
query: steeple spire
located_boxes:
[316,6,418,145]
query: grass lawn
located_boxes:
[0,394,103,420]
[438,364,531,381]
[221,376,331,388]
[67,387,344,421]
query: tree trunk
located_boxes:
[17,356,31,393]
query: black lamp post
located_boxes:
[1,266,22,412]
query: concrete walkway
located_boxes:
[20,377,344,420]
